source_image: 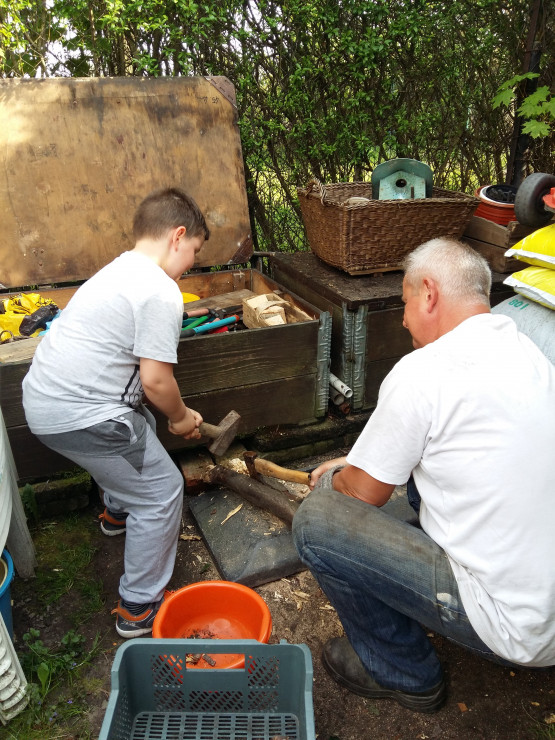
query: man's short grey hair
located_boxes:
[403,238,492,306]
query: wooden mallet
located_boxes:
[198,410,241,456]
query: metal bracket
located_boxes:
[205,76,237,108]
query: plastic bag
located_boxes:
[503,266,555,311]
[505,223,555,269]
[0,293,59,341]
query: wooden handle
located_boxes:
[198,422,219,439]
[254,459,310,485]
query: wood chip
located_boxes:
[458,702,468,712]
[179,534,201,541]
[221,503,243,524]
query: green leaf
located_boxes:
[521,119,551,138]
[37,662,51,694]
[492,88,516,109]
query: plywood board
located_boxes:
[0,76,251,289]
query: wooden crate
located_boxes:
[268,252,515,412]
[462,216,538,273]
[0,77,331,480]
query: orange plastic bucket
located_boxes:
[152,581,272,669]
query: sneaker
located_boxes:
[111,599,163,639]
[322,637,446,713]
[99,508,128,536]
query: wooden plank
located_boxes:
[181,288,256,311]
[363,357,400,408]
[176,320,320,395]
[0,320,321,428]
[8,373,320,481]
[365,307,413,362]
[464,237,522,274]
[0,336,42,365]
[6,425,76,481]
[0,76,251,289]
[158,374,320,449]
[0,363,29,427]
[177,271,251,299]
[268,252,405,310]
[463,216,535,248]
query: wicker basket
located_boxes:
[297,179,480,275]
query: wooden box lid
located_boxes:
[0,76,251,290]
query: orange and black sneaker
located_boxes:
[99,508,128,536]
[111,599,162,638]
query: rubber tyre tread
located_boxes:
[514,172,555,227]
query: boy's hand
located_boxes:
[168,407,203,438]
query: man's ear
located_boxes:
[422,277,439,313]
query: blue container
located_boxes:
[0,549,14,639]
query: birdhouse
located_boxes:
[371,158,433,200]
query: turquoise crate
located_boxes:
[99,639,316,740]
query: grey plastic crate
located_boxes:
[99,639,315,740]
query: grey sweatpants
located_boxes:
[37,406,184,604]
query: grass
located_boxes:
[5,508,110,738]
[27,514,105,625]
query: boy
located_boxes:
[22,187,209,637]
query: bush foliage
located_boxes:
[1,0,553,251]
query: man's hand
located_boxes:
[168,407,203,439]
[309,456,348,489]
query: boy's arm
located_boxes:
[139,358,202,437]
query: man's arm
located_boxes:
[334,464,395,506]
[140,357,202,438]
[310,457,394,506]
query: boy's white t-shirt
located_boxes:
[347,313,555,667]
[22,250,183,435]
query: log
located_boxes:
[207,465,300,525]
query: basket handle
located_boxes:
[304,178,327,204]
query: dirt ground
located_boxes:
[10,449,555,740]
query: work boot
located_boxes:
[322,637,446,713]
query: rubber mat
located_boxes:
[188,488,305,588]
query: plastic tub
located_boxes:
[0,550,14,640]
[152,581,272,669]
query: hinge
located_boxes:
[229,234,253,265]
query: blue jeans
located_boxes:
[292,484,512,693]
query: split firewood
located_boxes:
[206,465,300,525]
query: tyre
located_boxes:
[514,172,555,227]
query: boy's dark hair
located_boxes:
[133,187,210,242]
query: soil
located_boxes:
[9,450,555,740]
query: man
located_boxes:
[293,238,555,713]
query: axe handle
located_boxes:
[254,459,310,485]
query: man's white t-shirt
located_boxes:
[23,250,183,435]
[347,313,555,667]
